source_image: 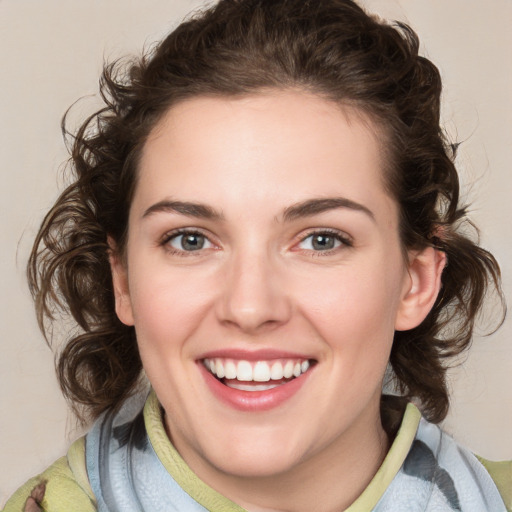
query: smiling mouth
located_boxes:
[202,358,315,391]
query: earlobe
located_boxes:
[108,236,135,326]
[395,247,447,331]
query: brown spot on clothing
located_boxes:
[24,481,46,512]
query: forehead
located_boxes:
[134,91,395,221]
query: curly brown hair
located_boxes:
[28,0,503,424]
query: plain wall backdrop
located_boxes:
[1,0,511,505]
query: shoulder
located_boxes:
[476,456,512,512]
[2,437,96,512]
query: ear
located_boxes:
[108,236,135,326]
[395,247,447,331]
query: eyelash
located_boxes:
[160,228,353,256]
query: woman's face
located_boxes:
[113,91,428,483]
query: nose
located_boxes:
[216,248,292,334]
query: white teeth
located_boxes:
[237,360,253,381]
[225,360,237,379]
[270,361,284,380]
[215,358,225,378]
[253,361,271,382]
[283,361,294,379]
[203,357,312,383]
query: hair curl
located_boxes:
[28,0,503,424]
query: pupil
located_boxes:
[182,234,204,251]
[313,235,334,250]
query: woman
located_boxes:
[3,0,509,510]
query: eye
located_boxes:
[297,231,351,252]
[165,231,214,252]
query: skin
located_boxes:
[111,90,445,512]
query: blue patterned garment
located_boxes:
[373,418,506,511]
[86,393,507,511]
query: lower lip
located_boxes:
[199,362,313,412]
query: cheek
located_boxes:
[127,265,217,355]
[294,260,403,359]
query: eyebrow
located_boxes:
[282,197,375,222]
[141,197,374,223]
[142,200,224,221]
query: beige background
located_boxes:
[1,0,511,504]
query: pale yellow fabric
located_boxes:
[2,438,95,512]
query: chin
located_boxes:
[214,452,302,479]
[201,432,308,479]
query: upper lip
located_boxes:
[197,348,315,361]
